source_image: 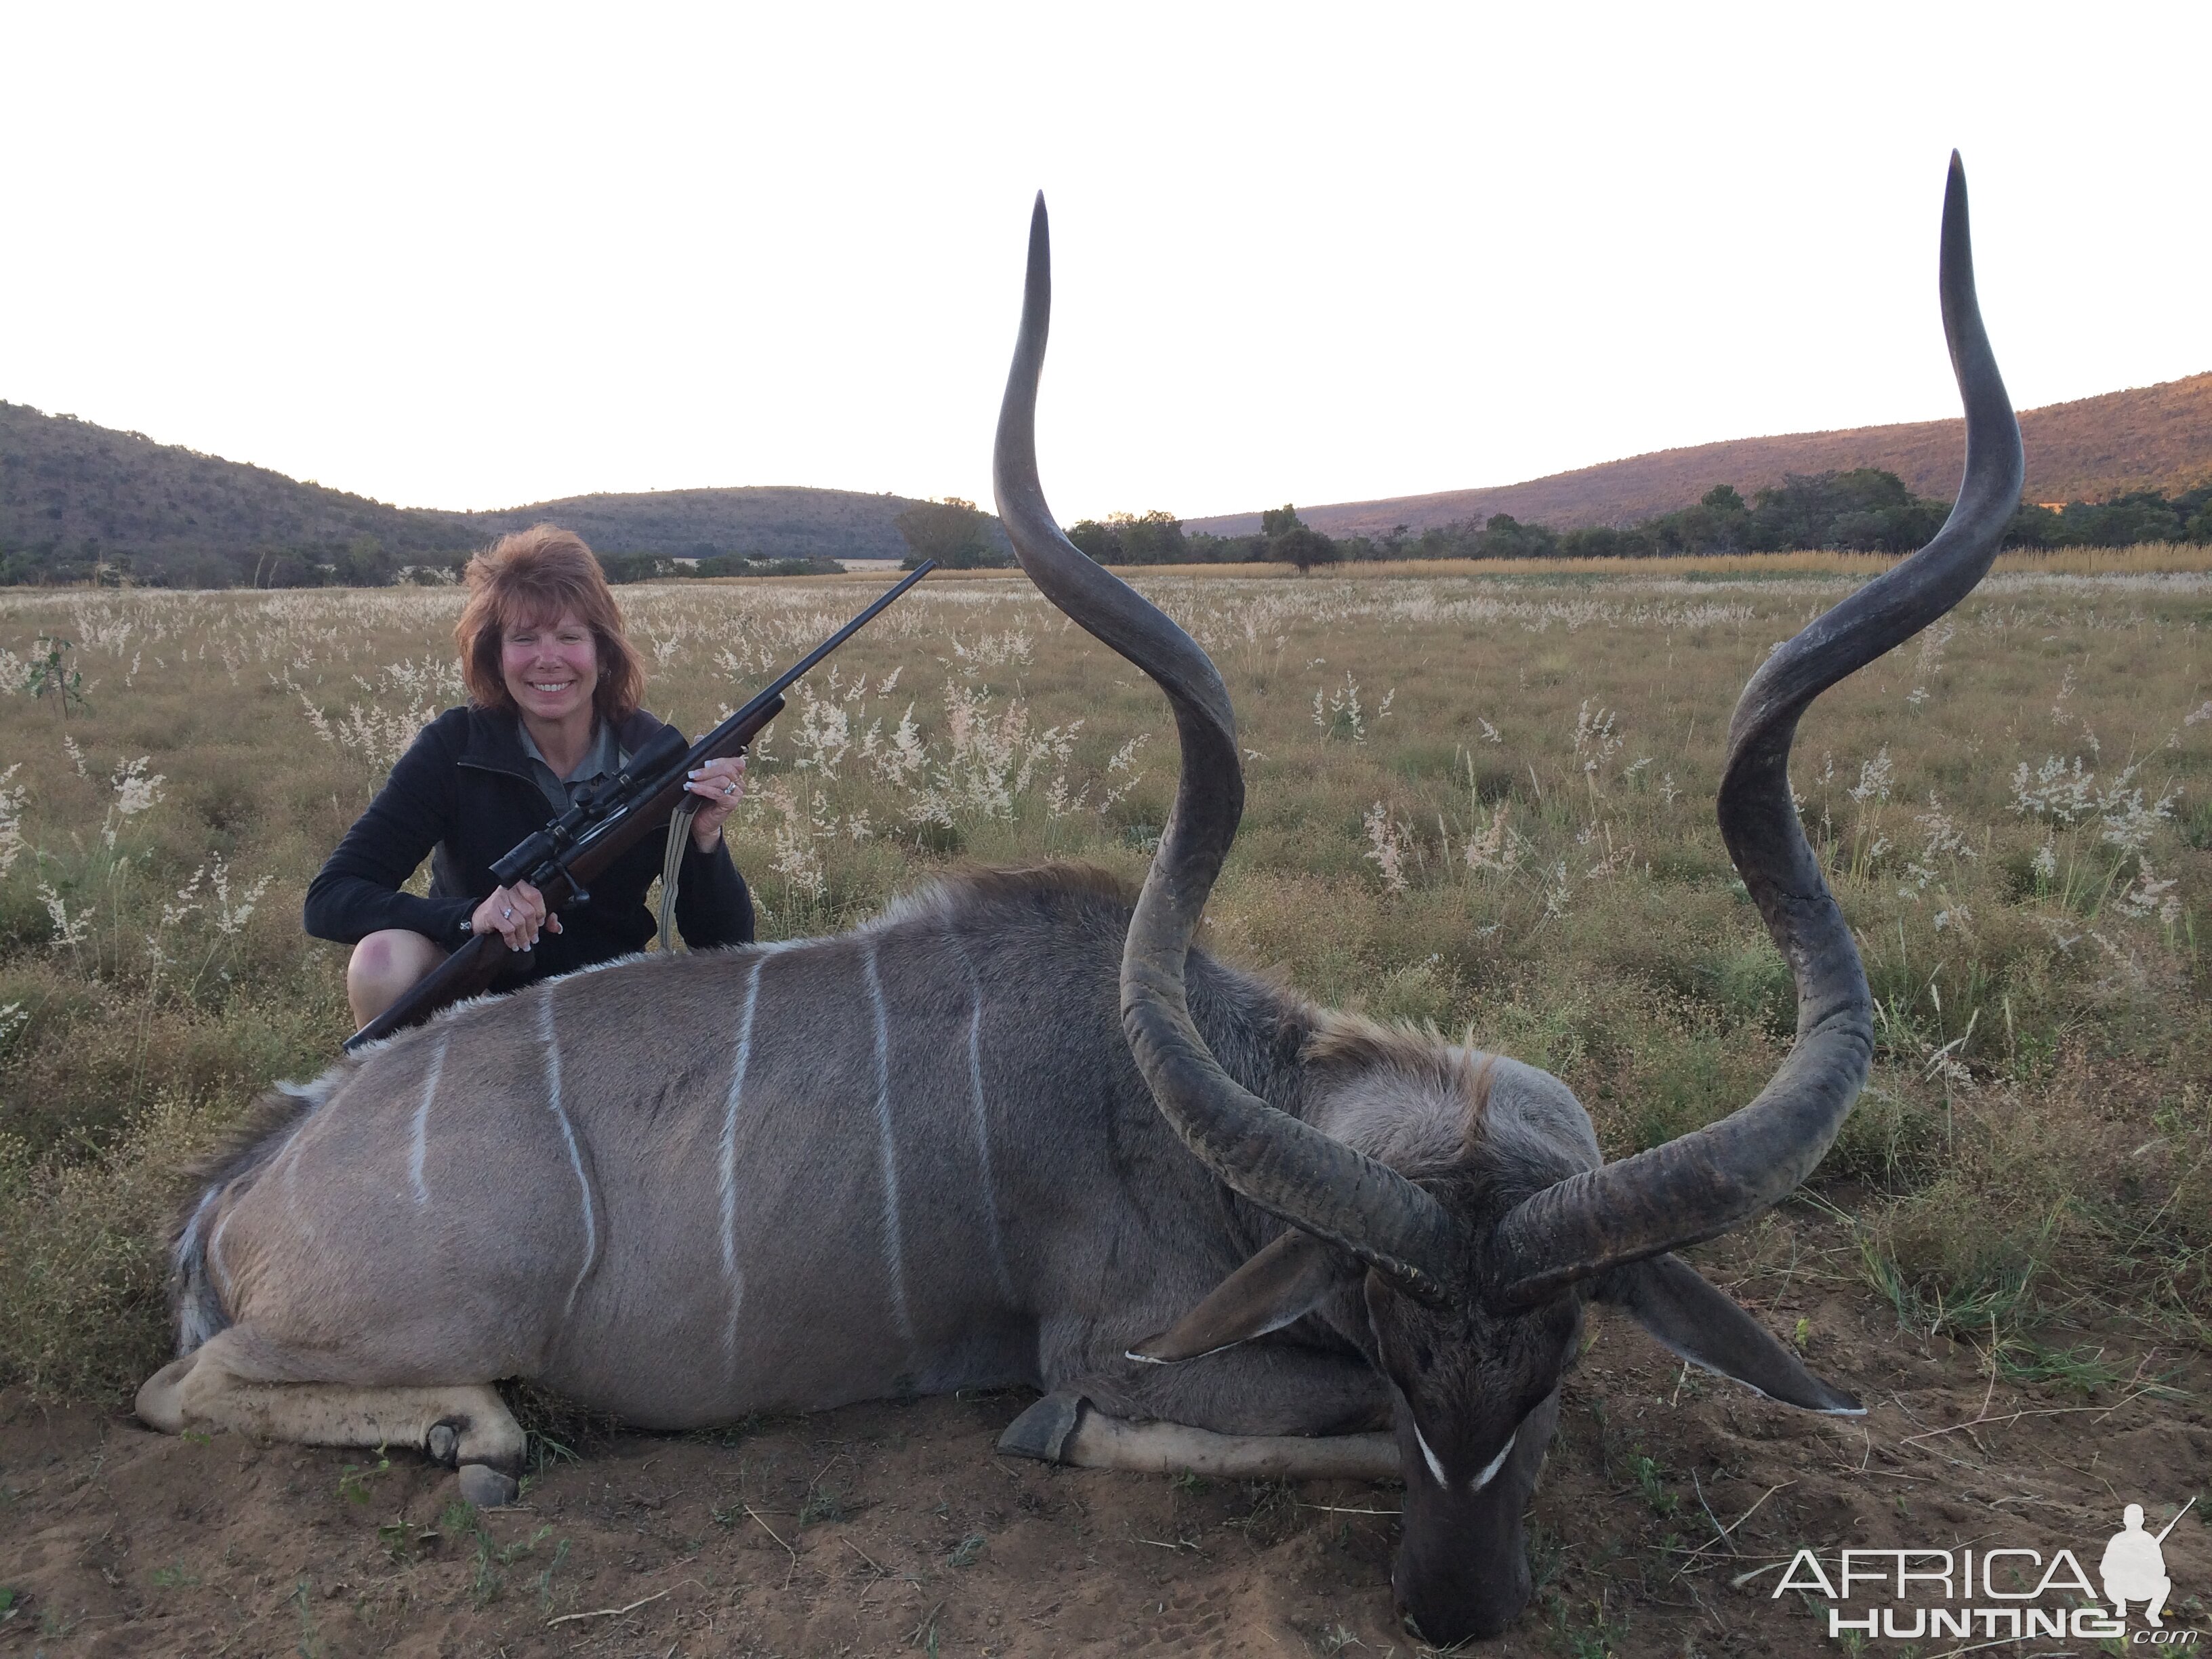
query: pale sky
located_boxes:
[5,3,2207,525]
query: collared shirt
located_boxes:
[514,719,626,816]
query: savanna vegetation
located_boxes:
[2,566,2206,1415]
[1082,474,2212,573]
[1404,474,2212,562]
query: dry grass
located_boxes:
[1,565,2207,1398]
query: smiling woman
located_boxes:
[303,525,756,1026]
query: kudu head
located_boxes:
[992,157,2023,1645]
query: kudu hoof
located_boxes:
[426,1420,462,1467]
[998,1391,1090,1465]
[457,1462,520,1508]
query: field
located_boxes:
[2,565,2209,1656]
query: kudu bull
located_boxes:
[138,156,2021,1643]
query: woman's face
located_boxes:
[500,610,599,728]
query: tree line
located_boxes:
[9,470,2210,587]
[1061,471,2212,571]
[0,537,855,588]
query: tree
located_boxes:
[1067,519,1120,562]
[895,497,1010,570]
[1112,510,1187,565]
[1066,510,1187,565]
[1260,505,1339,573]
[1734,470,1942,554]
[1473,514,1558,560]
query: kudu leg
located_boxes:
[138,1339,527,1507]
[1002,1391,1398,1481]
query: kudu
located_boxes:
[138,156,2021,1645]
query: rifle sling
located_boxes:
[657,794,702,953]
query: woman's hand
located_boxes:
[686,754,747,851]
[471,881,561,951]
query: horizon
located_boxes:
[5,5,2208,523]
[17,363,2205,529]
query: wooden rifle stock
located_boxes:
[340,561,933,1052]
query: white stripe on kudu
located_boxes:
[861,939,914,1344]
[719,957,764,1374]
[408,1035,447,1207]
[537,994,598,1322]
[949,939,1015,1301]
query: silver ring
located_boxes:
[723,782,735,796]
[502,907,514,920]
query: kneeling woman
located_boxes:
[306,525,754,1028]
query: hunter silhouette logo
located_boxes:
[1774,1494,2200,1643]
[2104,1498,2194,1628]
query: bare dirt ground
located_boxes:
[5,1216,2206,1659]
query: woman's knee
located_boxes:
[347,930,442,1018]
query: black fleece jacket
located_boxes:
[304,705,754,982]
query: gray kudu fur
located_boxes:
[138,156,2021,1645]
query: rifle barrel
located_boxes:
[695,560,937,757]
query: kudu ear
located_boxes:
[1597,1253,1864,1415]
[1128,1231,1353,1365]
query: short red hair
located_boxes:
[455,525,645,722]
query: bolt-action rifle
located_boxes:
[343,561,935,1052]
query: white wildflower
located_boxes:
[1847,748,1893,804]
[1571,699,1623,779]
[761,779,826,900]
[790,686,853,779]
[2008,755,2095,824]
[1462,802,1523,876]
[102,756,166,846]
[2098,784,2179,857]
[1363,801,1410,894]
[0,766,23,877]
[1315,672,1366,742]
[1540,859,1573,920]
[209,856,273,937]
[39,882,91,949]
[871,703,928,787]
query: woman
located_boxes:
[306,525,754,1028]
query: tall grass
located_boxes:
[1,567,2206,1396]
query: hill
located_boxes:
[9,366,2205,584]
[430,485,971,565]
[1188,371,2212,538]
[0,401,994,583]
[0,403,475,586]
